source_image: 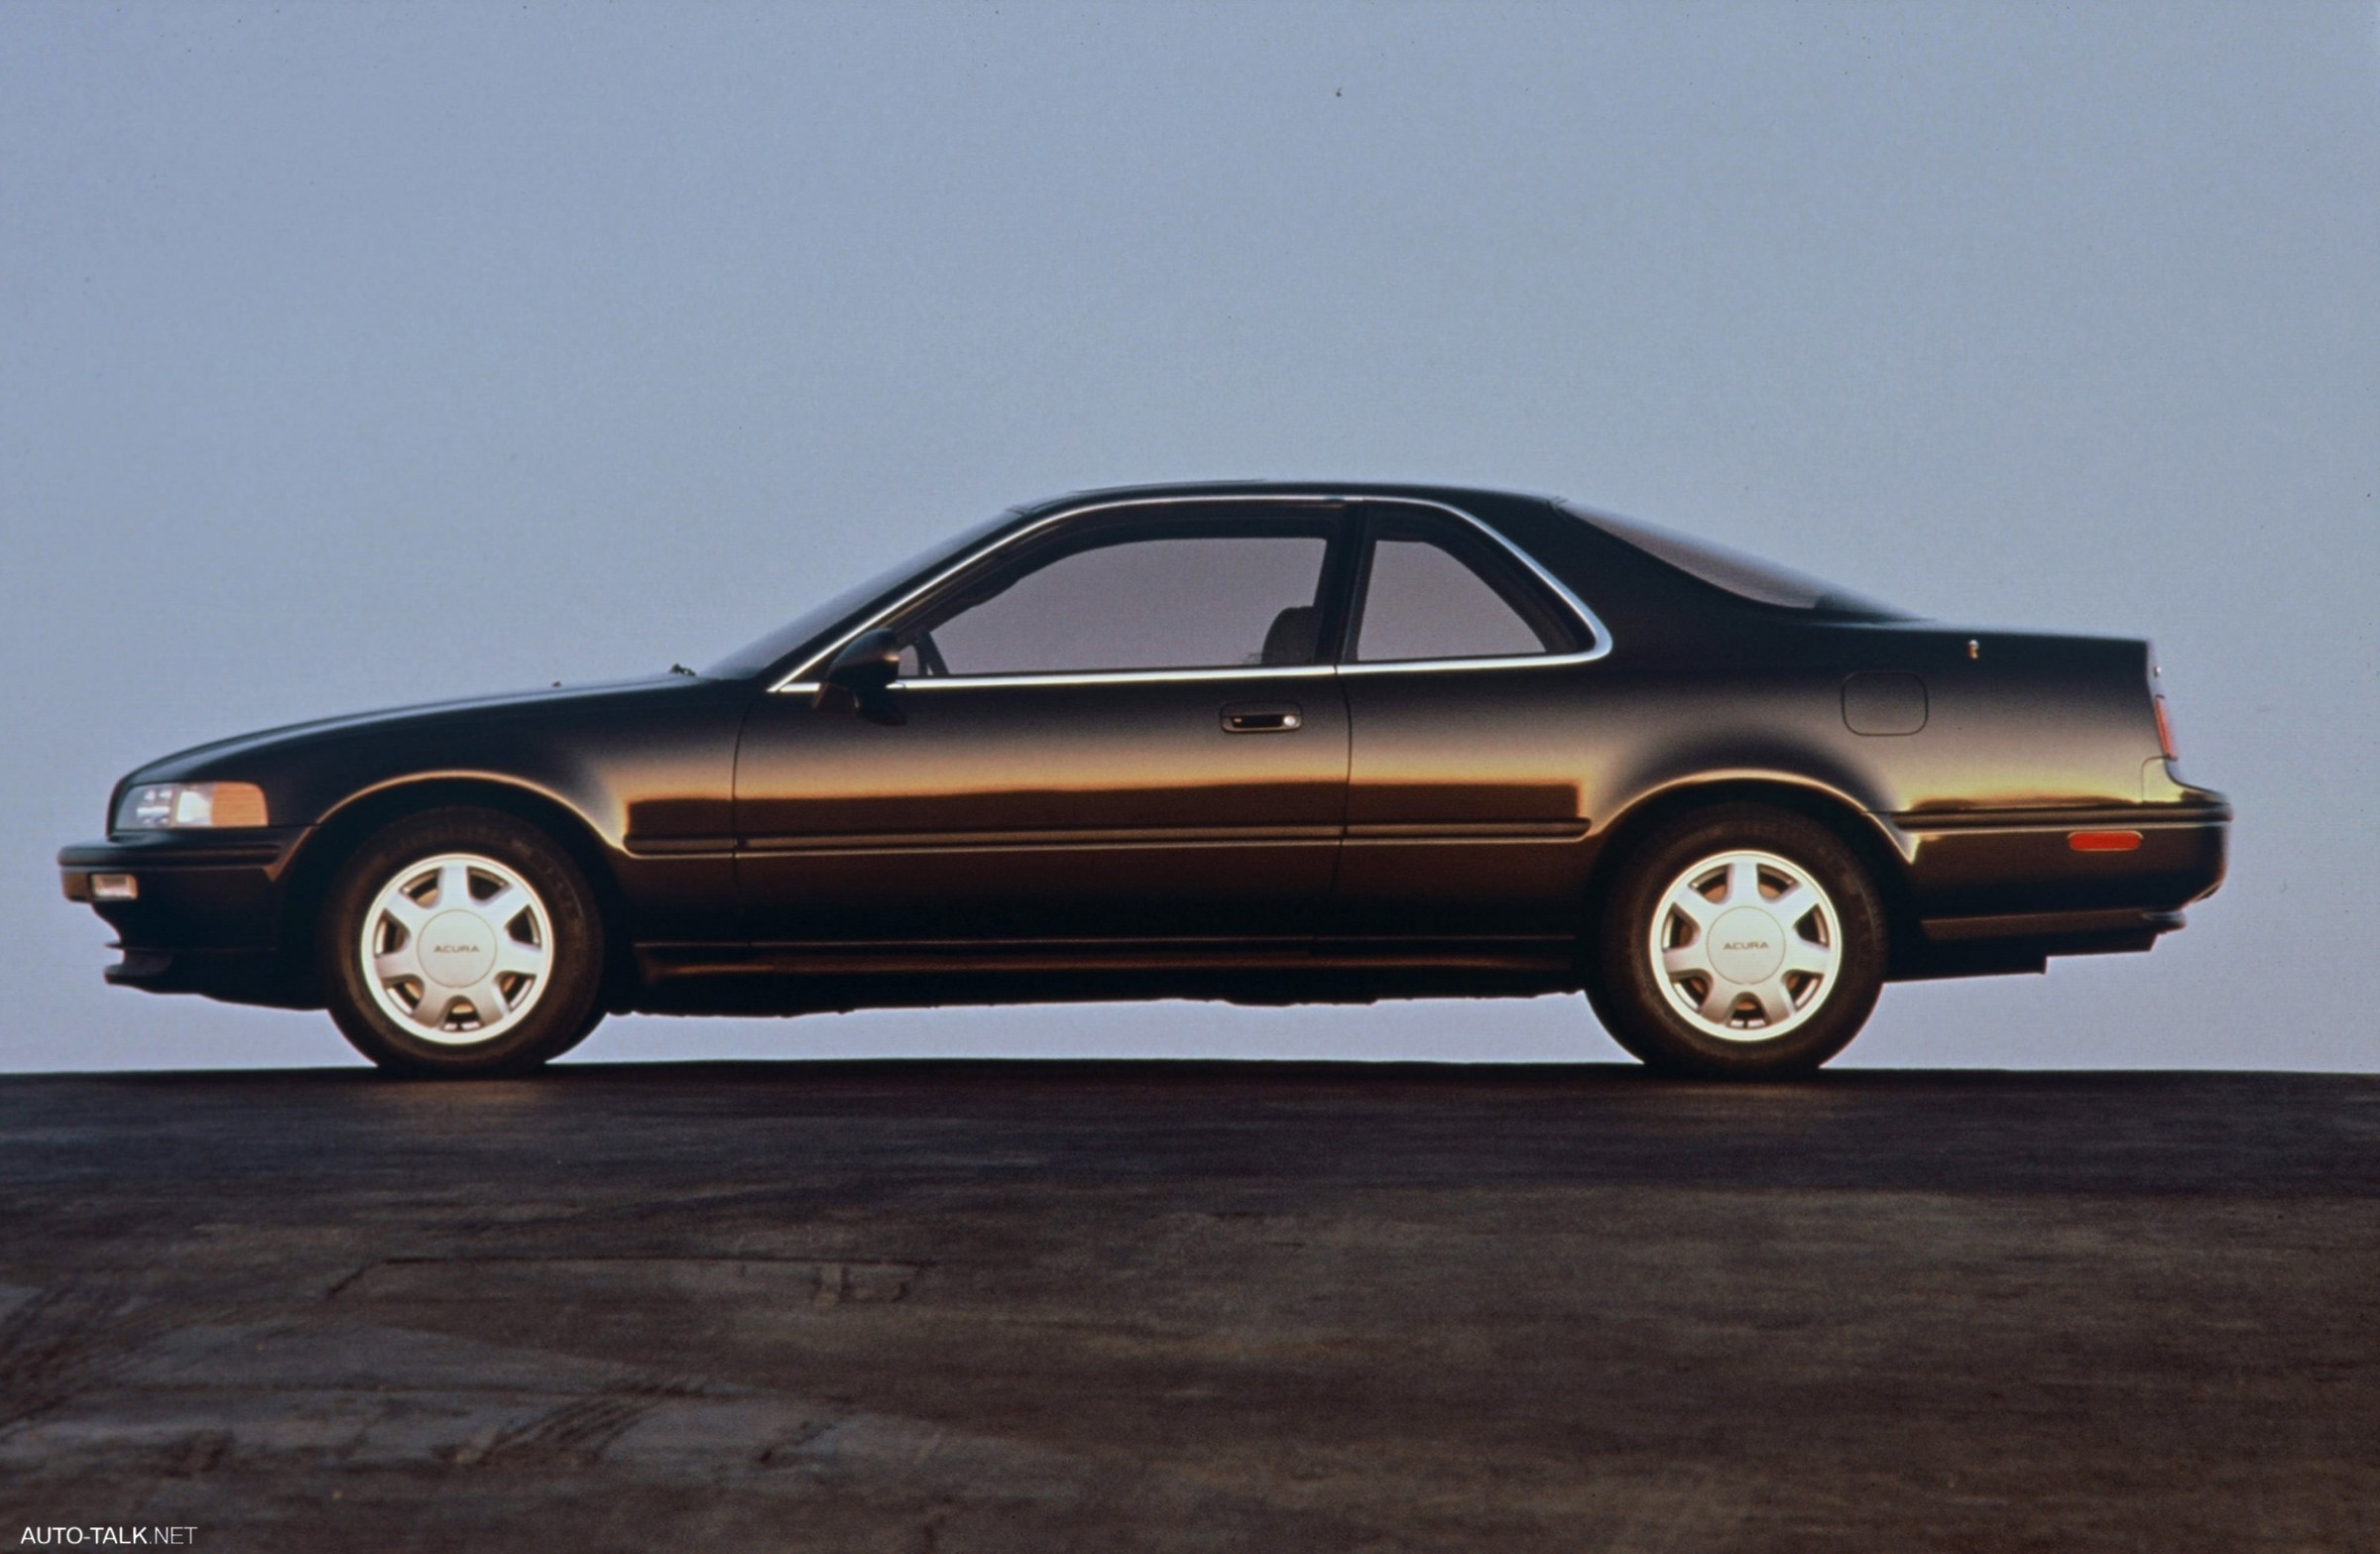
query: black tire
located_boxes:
[1587,804,1886,1079]
[318,807,607,1078]
[552,1001,610,1063]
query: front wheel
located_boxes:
[319,808,606,1077]
[1588,805,1887,1078]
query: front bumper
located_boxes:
[60,827,317,1006]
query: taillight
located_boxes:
[2153,694,2177,760]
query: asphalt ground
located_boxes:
[1,1060,2375,1552]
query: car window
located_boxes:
[907,532,1331,677]
[1558,501,1907,619]
[1352,535,1557,662]
[705,508,1023,679]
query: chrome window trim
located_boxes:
[768,492,1613,695]
[1335,648,1605,678]
[886,664,1331,693]
[1351,498,1615,671]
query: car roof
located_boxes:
[1013,479,1558,516]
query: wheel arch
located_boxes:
[1583,777,1925,973]
[278,777,635,1008]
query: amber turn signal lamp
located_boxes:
[2069,831,2142,853]
[206,783,271,828]
[117,780,271,830]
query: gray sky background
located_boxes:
[4,2,2374,1074]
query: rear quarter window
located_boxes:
[1558,502,1907,620]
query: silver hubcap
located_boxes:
[360,853,552,1044]
[1649,850,1843,1042]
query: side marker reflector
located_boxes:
[2069,831,2141,853]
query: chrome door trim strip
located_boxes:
[1344,820,1591,841]
[769,491,1614,695]
[740,823,1347,855]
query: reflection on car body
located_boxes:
[60,482,2228,1077]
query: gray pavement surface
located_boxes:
[1,1060,2375,1552]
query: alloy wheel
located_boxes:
[1648,849,1843,1041]
[358,852,553,1043]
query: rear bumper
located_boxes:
[1885,802,2228,980]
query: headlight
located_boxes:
[116,781,271,831]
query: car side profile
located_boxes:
[59,482,2229,1078]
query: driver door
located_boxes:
[733,501,1355,945]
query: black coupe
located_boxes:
[60,482,2229,1077]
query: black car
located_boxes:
[60,482,2228,1078]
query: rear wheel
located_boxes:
[1589,805,1886,1078]
[320,808,606,1077]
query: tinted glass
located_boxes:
[917,533,1329,676]
[1561,502,1906,618]
[704,508,1021,678]
[1353,538,1550,662]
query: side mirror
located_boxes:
[811,628,906,724]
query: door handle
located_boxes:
[1221,702,1302,734]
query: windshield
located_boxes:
[704,509,1023,678]
[1559,502,1907,619]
